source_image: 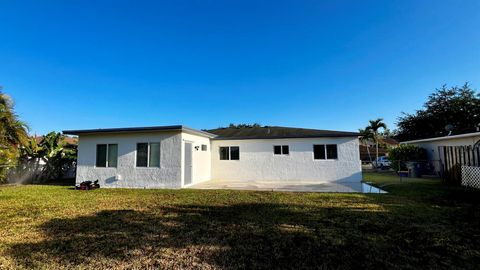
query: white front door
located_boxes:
[184,142,193,185]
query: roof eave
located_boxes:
[181,127,217,138]
[400,131,480,144]
[62,125,217,138]
[212,134,360,140]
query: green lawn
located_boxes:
[0,173,479,269]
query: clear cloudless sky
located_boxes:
[1,0,479,135]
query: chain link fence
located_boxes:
[363,159,443,179]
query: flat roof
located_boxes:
[63,125,359,140]
[63,125,217,138]
[400,131,480,144]
[208,126,359,140]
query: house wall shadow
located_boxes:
[5,198,480,269]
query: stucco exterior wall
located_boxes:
[76,131,183,188]
[210,137,362,183]
[76,131,362,188]
[181,132,212,186]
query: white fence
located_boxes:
[7,161,76,184]
[461,166,480,189]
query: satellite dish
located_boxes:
[445,124,454,136]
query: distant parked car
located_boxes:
[373,156,391,169]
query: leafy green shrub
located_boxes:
[20,132,77,183]
[0,146,20,183]
[388,144,427,171]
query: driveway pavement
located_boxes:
[189,179,386,193]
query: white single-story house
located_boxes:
[63,125,362,188]
[401,131,480,174]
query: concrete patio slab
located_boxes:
[188,179,386,193]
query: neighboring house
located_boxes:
[401,131,480,174]
[63,125,362,189]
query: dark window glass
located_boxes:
[230,147,240,160]
[313,145,325,160]
[107,144,118,167]
[326,144,338,159]
[201,144,207,151]
[282,145,289,155]
[136,143,148,167]
[96,144,107,167]
[274,145,282,155]
[219,147,229,160]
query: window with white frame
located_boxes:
[219,146,240,160]
[136,142,160,167]
[273,145,289,155]
[313,144,338,160]
[201,144,208,151]
[96,144,118,167]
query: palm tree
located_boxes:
[359,128,374,163]
[0,89,29,182]
[0,90,29,147]
[367,118,387,168]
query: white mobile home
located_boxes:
[63,125,362,188]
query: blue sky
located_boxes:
[1,1,479,135]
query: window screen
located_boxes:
[313,145,326,160]
[219,147,229,160]
[149,143,160,167]
[230,147,240,160]
[326,144,338,159]
[136,143,148,167]
[107,144,118,167]
[96,144,107,167]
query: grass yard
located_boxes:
[0,173,479,269]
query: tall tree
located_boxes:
[367,118,387,167]
[0,89,29,146]
[396,83,480,141]
[358,128,374,163]
[0,88,29,182]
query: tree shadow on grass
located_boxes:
[6,199,480,269]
